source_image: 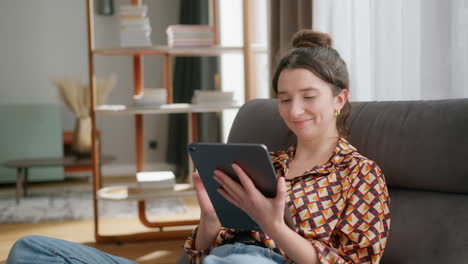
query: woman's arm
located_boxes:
[261,217,319,264]
[214,164,319,264]
[192,172,222,250]
[214,162,390,264]
[194,214,221,250]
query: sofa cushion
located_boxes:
[349,99,468,194]
[382,187,468,263]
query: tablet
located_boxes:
[188,143,278,231]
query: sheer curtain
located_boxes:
[312,0,468,101]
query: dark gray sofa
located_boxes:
[181,98,468,263]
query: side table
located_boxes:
[2,155,114,204]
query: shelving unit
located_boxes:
[85,0,261,243]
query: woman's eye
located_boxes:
[304,96,316,100]
[279,99,291,103]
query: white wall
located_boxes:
[0,1,88,104]
[0,0,180,176]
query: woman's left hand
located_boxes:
[213,163,287,233]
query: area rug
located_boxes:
[0,186,186,224]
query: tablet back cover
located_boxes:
[188,143,277,231]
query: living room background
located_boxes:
[0,0,181,178]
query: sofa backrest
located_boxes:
[228,98,468,264]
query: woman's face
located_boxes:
[277,68,347,141]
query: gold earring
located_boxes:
[335,109,341,116]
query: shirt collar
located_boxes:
[273,137,357,177]
[330,137,357,167]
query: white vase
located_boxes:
[72,117,92,158]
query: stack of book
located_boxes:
[128,171,176,194]
[133,88,167,106]
[119,5,152,47]
[166,25,214,47]
[191,90,236,106]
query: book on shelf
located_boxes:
[166,25,215,47]
[120,18,150,27]
[191,90,237,106]
[133,88,167,106]
[119,5,152,47]
[119,5,148,16]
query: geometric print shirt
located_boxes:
[184,138,391,263]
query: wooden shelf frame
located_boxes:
[95,103,241,115]
[86,0,255,243]
[93,45,249,56]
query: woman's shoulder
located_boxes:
[351,153,383,176]
[349,150,378,166]
[339,141,387,194]
[339,138,383,172]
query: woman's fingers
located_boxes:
[213,169,245,199]
[231,163,257,192]
[214,164,266,206]
[192,172,204,194]
[193,172,209,197]
[192,172,216,215]
[276,177,286,199]
[213,166,289,231]
[217,187,241,208]
[275,176,286,208]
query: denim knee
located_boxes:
[7,235,137,264]
[7,235,47,264]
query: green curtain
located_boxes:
[166,0,220,179]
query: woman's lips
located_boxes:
[292,119,311,126]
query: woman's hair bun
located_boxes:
[291,30,332,49]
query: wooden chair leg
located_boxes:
[23,168,29,196]
[16,167,23,204]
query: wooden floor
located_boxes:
[0,176,200,263]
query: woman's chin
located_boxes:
[292,129,317,141]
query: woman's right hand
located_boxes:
[193,171,221,250]
[193,172,218,221]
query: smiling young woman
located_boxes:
[183,30,390,264]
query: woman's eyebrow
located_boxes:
[299,87,319,92]
[278,87,319,95]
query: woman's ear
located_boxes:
[335,89,349,110]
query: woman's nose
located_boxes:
[289,99,305,117]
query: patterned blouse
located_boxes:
[184,138,391,263]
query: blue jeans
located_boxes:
[202,243,285,264]
[6,235,136,264]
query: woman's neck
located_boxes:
[294,134,340,165]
